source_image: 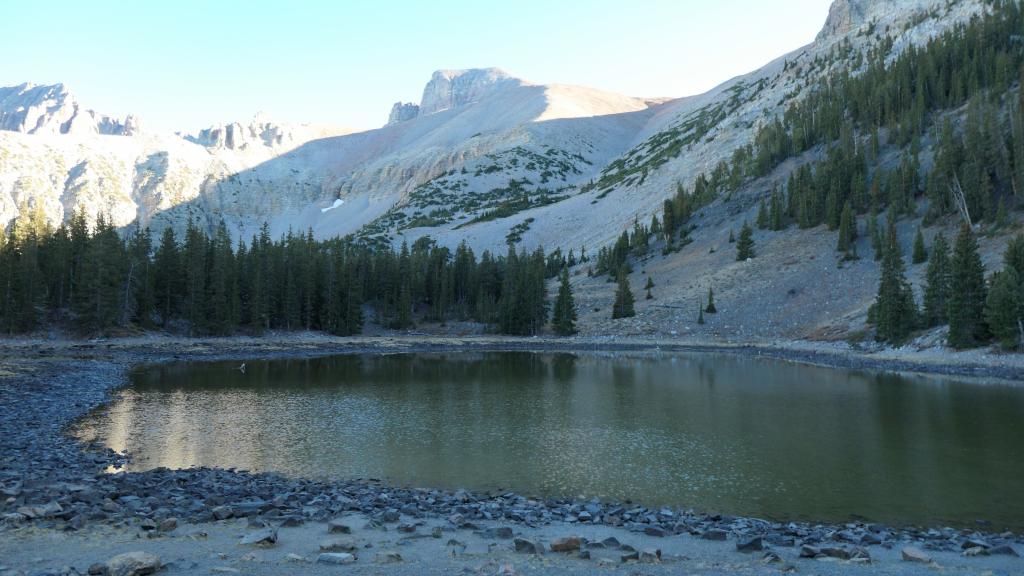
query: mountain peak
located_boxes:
[387,67,523,125]
[0,82,138,136]
[816,0,960,41]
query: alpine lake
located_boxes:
[71,351,1024,530]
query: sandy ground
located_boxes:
[1,513,1020,576]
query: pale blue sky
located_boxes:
[0,0,833,132]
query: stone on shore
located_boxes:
[375,551,403,564]
[319,537,358,552]
[327,519,352,534]
[639,548,661,563]
[513,538,542,554]
[481,526,513,539]
[701,528,728,541]
[240,528,277,547]
[211,506,233,520]
[901,546,931,563]
[550,536,581,552]
[736,536,764,553]
[316,552,356,565]
[102,552,162,576]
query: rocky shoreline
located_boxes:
[0,336,1021,575]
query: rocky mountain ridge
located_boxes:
[0,0,989,258]
[0,82,139,136]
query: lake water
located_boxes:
[72,351,1024,529]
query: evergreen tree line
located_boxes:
[872,220,1024,350]
[589,2,1024,317]
[0,210,569,337]
[727,0,1024,228]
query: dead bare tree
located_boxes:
[1018,318,1024,352]
[949,174,973,228]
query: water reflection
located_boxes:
[72,352,1024,529]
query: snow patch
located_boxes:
[321,199,344,213]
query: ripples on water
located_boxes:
[72,352,1024,529]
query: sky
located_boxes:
[0,0,834,133]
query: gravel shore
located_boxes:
[0,334,1021,575]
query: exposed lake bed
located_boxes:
[1,335,1022,575]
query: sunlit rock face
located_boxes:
[418,68,520,116]
[387,102,420,125]
[0,82,138,136]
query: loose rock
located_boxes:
[316,553,356,565]
[319,537,358,552]
[550,536,581,552]
[327,519,352,534]
[375,551,403,564]
[513,538,542,554]
[639,548,661,563]
[104,552,162,576]
[901,546,931,563]
[701,529,728,541]
[736,536,764,553]
[239,528,277,547]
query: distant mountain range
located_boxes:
[0,0,986,258]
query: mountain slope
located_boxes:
[0,0,1017,345]
[0,69,662,245]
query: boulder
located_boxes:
[211,506,233,520]
[104,552,162,576]
[481,526,513,539]
[901,546,931,563]
[513,538,542,554]
[639,548,661,563]
[240,528,277,547]
[550,536,581,553]
[644,526,668,537]
[989,544,1019,556]
[799,545,821,558]
[327,519,352,534]
[701,529,728,541]
[319,537,358,552]
[736,536,765,553]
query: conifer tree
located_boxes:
[873,219,918,343]
[705,287,717,313]
[611,268,635,319]
[551,268,578,336]
[735,221,755,261]
[1004,233,1024,277]
[985,267,1021,349]
[697,302,705,325]
[837,200,855,253]
[756,199,770,229]
[948,224,988,348]
[912,227,928,264]
[868,209,883,261]
[153,227,181,325]
[769,186,785,231]
[922,232,951,327]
